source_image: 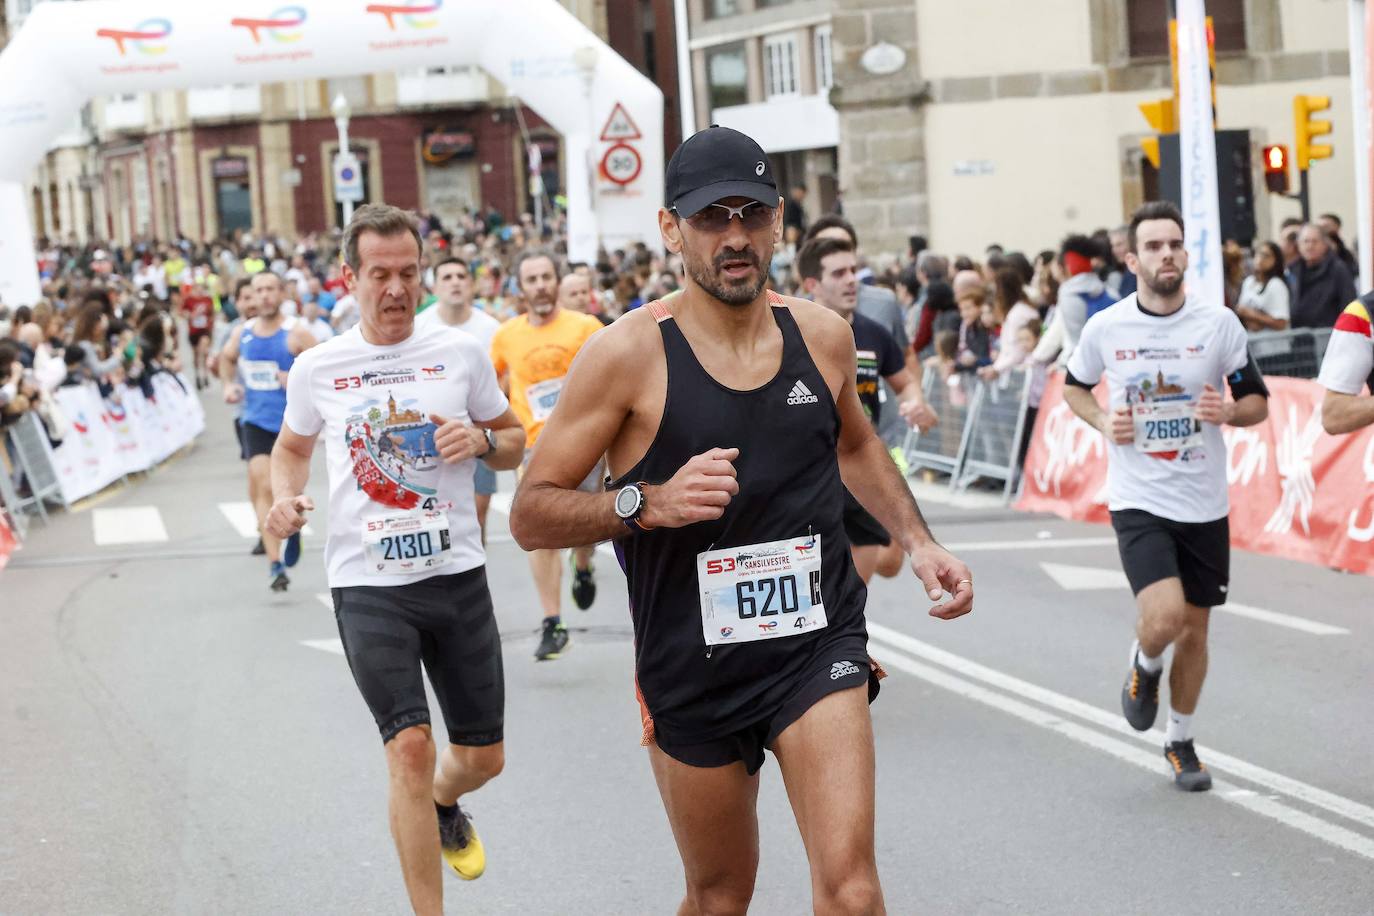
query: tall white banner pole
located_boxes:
[1349,0,1372,288]
[1176,0,1223,308]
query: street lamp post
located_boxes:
[572,46,599,260]
[331,93,353,229]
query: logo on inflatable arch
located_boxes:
[230,6,307,43]
[365,0,441,30]
[96,18,173,56]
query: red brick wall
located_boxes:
[288,107,548,235]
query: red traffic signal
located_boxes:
[1262,143,1290,193]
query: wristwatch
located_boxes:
[615,482,652,531]
[479,428,497,459]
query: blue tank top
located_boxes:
[239,320,294,433]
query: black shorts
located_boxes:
[188,328,211,348]
[842,488,890,547]
[332,566,504,746]
[1110,509,1230,608]
[240,421,278,460]
[234,418,248,461]
[653,633,880,776]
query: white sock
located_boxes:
[1133,640,1163,674]
[1166,709,1193,744]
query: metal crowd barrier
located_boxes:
[1248,327,1333,379]
[4,411,67,525]
[954,368,1034,501]
[902,370,977,477]
[902,367,1035,504]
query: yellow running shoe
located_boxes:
[436,803,486,880]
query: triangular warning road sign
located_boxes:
[599,102,642,142]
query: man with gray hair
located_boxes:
[267,203,526,909]
[1290,222,1356,329]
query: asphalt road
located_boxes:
[3,393,1372,914]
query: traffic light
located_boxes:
[1294,94,1333,170]
[1138,98,1176,169]
[1262,144,1290,193]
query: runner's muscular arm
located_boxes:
[510,315,739,548]
[266,426,318,538]
[799,303,973,617]
[1323,391,1374,434]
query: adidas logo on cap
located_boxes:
[830,660,861,680]
[787,379,819,405]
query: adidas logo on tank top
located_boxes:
[787,379,819,405]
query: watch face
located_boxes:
[615,485,640,518]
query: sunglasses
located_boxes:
[678,201,777,234]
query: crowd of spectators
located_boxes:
[2,199,1362,506]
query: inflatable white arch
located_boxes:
[0,0,664,305]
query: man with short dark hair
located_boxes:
[798,236,927,583]
[267,203,526,911]
[218,269,317,590]
[417,256,504,538]
[508,124,973,914]
[489,250,606,660]
[1062,200,1269,792]
[802,215,936,434]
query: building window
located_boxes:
[814,26,833,93]
[704,0,738,20]
[707,43,748,110]
[764,34,801,99]
[1127,0,1245,60]
[757,0,794,6]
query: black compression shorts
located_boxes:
[331,566,505,746]
[1110,509,1230,608]
[652,632,880,775]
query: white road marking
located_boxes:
[300,638,344,656]
[1215,602,1350,637]
[1037,563,1349,635]
[218,501,315,538]
[316,593,332,610]
[1040,561,1130,590]
[867,622,1374,835]
[867,644,1374,861]
[92,507,167,545]
[941,537,1119,552]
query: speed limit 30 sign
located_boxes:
[600,143,642,186]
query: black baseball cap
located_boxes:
[664,125,779,218]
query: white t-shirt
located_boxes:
[1066,295,1251,523]
[283,325,509,588]
[1237,275,1290,322]
[416,305,502,351]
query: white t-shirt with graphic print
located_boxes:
[283,324,509,588]
[1066,295,1251,524]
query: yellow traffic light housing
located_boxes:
[1294,94,1333,170]
[1138,98,1176,169]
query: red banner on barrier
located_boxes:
[0,514,15,570]
[1018,372,1374,576]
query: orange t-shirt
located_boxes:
[489,308,603,447]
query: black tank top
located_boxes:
[611,295,867,744]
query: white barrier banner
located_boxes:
[49,375,204,504]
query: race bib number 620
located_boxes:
[697,534,828,646]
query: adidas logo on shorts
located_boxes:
[787,379,819,405]
[830,660,862,680]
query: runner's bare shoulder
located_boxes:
[566,307,667,401]
[770,293,855,369]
